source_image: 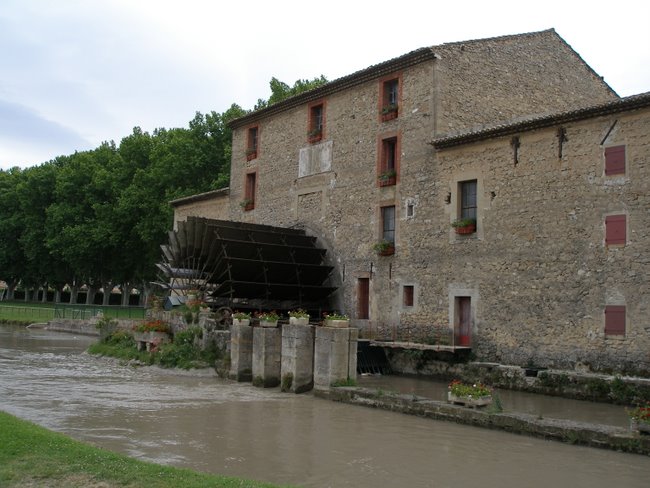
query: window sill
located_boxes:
[378,176,396,187]
[381,111,398,122]
[246,151,257,161]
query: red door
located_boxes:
[456,297,471,346]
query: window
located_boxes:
[605,305,625,336]
[605,145,625,176]
[357,278,370,319]
[605,214,626,246]
[381,78,399,121]
[403,285,414,307]
[381,206,395,244]
[246,126,258,161]
[243,172,256,211]
[459,180,477,220]
[308,102,324,143]
[379,137,398,186]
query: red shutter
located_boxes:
[605,145,625,176]
[605,305,626,335]
[605,215,626,245]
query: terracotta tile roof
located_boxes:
[229,29,567,129]
[431,91,650,149]
[170,188,229,207]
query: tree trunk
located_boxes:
[24,289,31,302]
[54,289,61,304]
[121,283,131,307]
[86,286,96,305]
[69,286,78,305]
[7,284,15,300]
[102,282,112,306]
[41,284,48,303]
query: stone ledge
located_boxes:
[316,387,650,456]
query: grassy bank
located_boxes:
[88,327,219,369]
[0,410,286,487]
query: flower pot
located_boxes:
[232,318,250,327]
[243,203,254,211]
[246,151,257,161]
[447,392,492,408]
[259,320,278,328]
[377,245,395,256]
[289,317,309,326]
[381,110,398,122]
[455,224,476,235]
[324,319,350,328]
[630,420,650,435]
[308,134,322,144]
[379,176,396,187]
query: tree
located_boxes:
[254,76,328,110]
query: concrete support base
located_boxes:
[314,327,358,390]
[252,326,282,388]
[281,324,315,393]
[229,322,253,382]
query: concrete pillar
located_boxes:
[281,324,315,393]
[314,326,358,390]
[252,326,282,387]
[229,322,253,382]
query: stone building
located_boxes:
[171,29,650,373]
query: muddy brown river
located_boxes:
[1,325,648,487]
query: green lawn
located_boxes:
[0,410,288,488]
[0,301,144,323]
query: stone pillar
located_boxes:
[314,327,358,390]
[252,326,282,387]
[229,322,253,382]
[281,324,315,393]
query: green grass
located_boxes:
[0,410,286,488]
[0,300,144,323]
[88,328,220,370]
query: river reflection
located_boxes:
[1,325,648,488]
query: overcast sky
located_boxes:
[2,0,649,170]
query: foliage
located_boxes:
[239,198,254,208]
[288,309,309,318]
[381,103,398,114]
[378,170,397,181]
[331,378,357,387]
[448,379,492,398]
[450,218,476,228]
[628,403,650,424]
[233,311,251,320]
[133,319,171,333]
[372,240,394,252]
[0,411,282,487]
[257,311,280,322]
[254,76,328,110]
[323,312,349,321]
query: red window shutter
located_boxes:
[357,278,369,319]
[605,215,626,245]
[605,145,625,176]
[605,305,626,335]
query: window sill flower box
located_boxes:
[246,150,257,161]
[381,105,398,122]
[378,171,397,187]
[373,240,395,256]
[307,129,322,144]
[232,318,251,327]
[240,199,255,212]
[451,218,476,235]
[381,111,398,122]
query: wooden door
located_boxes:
[456,297,471,346]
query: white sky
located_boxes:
[1,0,649,170]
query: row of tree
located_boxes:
[0,76,327,305]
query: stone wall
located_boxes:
[174,31,646,375]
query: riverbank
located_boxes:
[0,411,287,488]
[317,386,650,456]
